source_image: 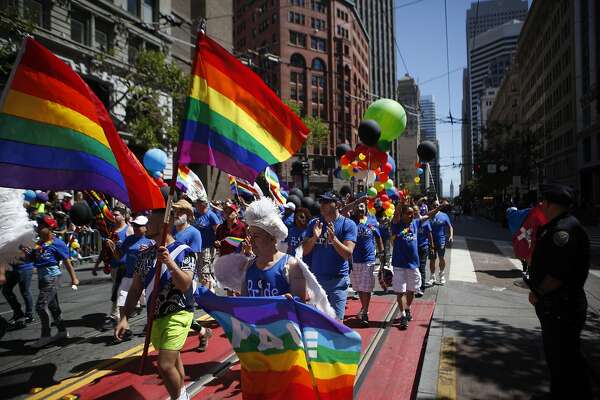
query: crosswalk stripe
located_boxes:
[448,237,477,283]
[492,241,523,270]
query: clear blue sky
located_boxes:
[394,0,475,197]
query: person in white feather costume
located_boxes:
[213,198,336,319]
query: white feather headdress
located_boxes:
[244,197,288,242]
[0,188,36,263]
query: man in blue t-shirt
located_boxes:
[415,206,434,295]
[350,203,383,326]
[303,191,357,320]
[391,205,421,330]
[282,202,296,229]
[172,200,203,253]
[428,201,454,286]
[194,198,221,291]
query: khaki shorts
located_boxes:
[150,310,194,351]
[392,268,421,293]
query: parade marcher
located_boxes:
[391,205,421,330]
[350,203,383,326]
[282,202,296,229]
[194,196,221,290]
[107,215,154,341]
[28,216,79,348]
[60,192,73,213]
[303,191,357,320]
[415,205,433,296]
[115,209,196,400]
[527,184,592,399]
[2,247,34,327]
[285,207,311,257]
[427,200,453,286]
[213,198,335,318]
[215,203,247,256]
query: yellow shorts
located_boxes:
[150,310,194,351]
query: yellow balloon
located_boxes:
[385,208,394,217]
[374,182,384,192]
[414,176,421,184]
[358,153,366,161]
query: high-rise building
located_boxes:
[354,0,397,100]
[419,95,440,193]
[463,0,528,182]
[233,0,370,192]
[450,180,454,199]
[396,75,420,186]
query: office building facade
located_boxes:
[419,95,440,193]
[396,75,420,186]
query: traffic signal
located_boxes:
[291,160,303,176]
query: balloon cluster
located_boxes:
[334,99,407,217]
[143,148,168,187]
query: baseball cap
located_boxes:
[318,191,341,203]
[541,183,574,206]
[224,203,239,213]
[131,215,149,226]
[284,202,296,211]
[38,215,58,230]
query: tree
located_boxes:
[283,100,330,148]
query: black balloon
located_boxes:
[339,185,352,198]
[335,143,352,159]
[309,203,320,217]
[417,141,437,162]
[290,188,304,198]
[301,196,315,209]
[287,194,302,208]
[69,201,94,226]
[358,120,381,146]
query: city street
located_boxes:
[1,215,598,399]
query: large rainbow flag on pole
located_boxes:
[194,287,361,400]
[179,34,309,182]
[0,37,164,212]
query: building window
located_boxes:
[290,0,305,6]
[23,0,44,27]
[311,58,326,71]
[142,0,155,23]
[71,10,90,46]
[311,17,325,30]
[291,53,306,69]
[128,36,142,64]
[311,0,326,13]
[94,21,112,52]
[127,0,155,22]
[127,0,138,16]
[289,30,306,47]
[310,36,326,51]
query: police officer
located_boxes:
[527,184,592,399]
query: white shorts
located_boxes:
[350,262,376,292]
[392,268,421,293]
[117,277,133,307]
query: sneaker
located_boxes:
[31,335,57,349]
[54,330,70,341]
[405,309,412,321]
[415,289,424,298]
[425,278,436,287]
[25,315,35,324]
[101,317,117,331]
[360,312,369,327]
[356,309,365,320]
[399,315,409,330]
[197,328,213,352]
[439,275,446,285]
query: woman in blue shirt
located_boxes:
[285,207,311,258]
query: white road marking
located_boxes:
[590,270,600,279]
[492,240,523,270]
[449,237,477,283]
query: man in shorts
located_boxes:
[115,209,196,400]
[193,197,221,291]
[391,205,421,330]
[427,200,453,286]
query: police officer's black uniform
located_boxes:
[528,184,592,399]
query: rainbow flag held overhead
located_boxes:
[179,34,309,182]
[194,287,361,400]
[176,165,207,202]
[0,38,164,212]
[264,166,286,205]
[223,236,245,248]
[228,174,263,200]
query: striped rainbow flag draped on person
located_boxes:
[194,287,361,400]
[0,37,164,212]
[264,166,286,205]
[179,33,309,182]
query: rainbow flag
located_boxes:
[179,34,309,182]
[223,236,245,248]
[0,38,164,212]
[176,165,207,202]
[264,166,286,205]
[228,174,262,199]
[194,287,361,400]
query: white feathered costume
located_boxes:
[0,188,36,264]
[213,198,336,319]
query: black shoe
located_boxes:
[399,315,409,330]
[25,315,34,324]
[360,313,369,327]
[406,309,412,321]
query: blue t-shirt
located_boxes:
[34,238,70,278]
[173,225,203,253]
[391,220,419,269]
[195,208,221,249]
[283,212,295,229]
[119,235,155,278]
[112,225,131,267]
[416,219,432,248]
[430,212,452,245]
[244,254,291,297]
[304,216,357,279]
[286,225,305,256]
[353,220,381,263]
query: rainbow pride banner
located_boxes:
[194,287,360,400]
[176,165,207,202]
[179,34,308,182]
[223,236,245,248]
[265,166,286,205]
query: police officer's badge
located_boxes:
[553,231,569,247]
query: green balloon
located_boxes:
[385,179,394,189]
[376,139,391,152]
[367,187,377,198]
[341,168,351,180]
[364,99,407,142]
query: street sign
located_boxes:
[487,164,497,174]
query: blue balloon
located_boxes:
[386,188,396,196]
[417,168,424,175]
[333,167,342,179]
[143,148,168,173]
[23,190,36,202]
[387,154,396,174]
[151,170,163,179]
[281,190,288,199]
